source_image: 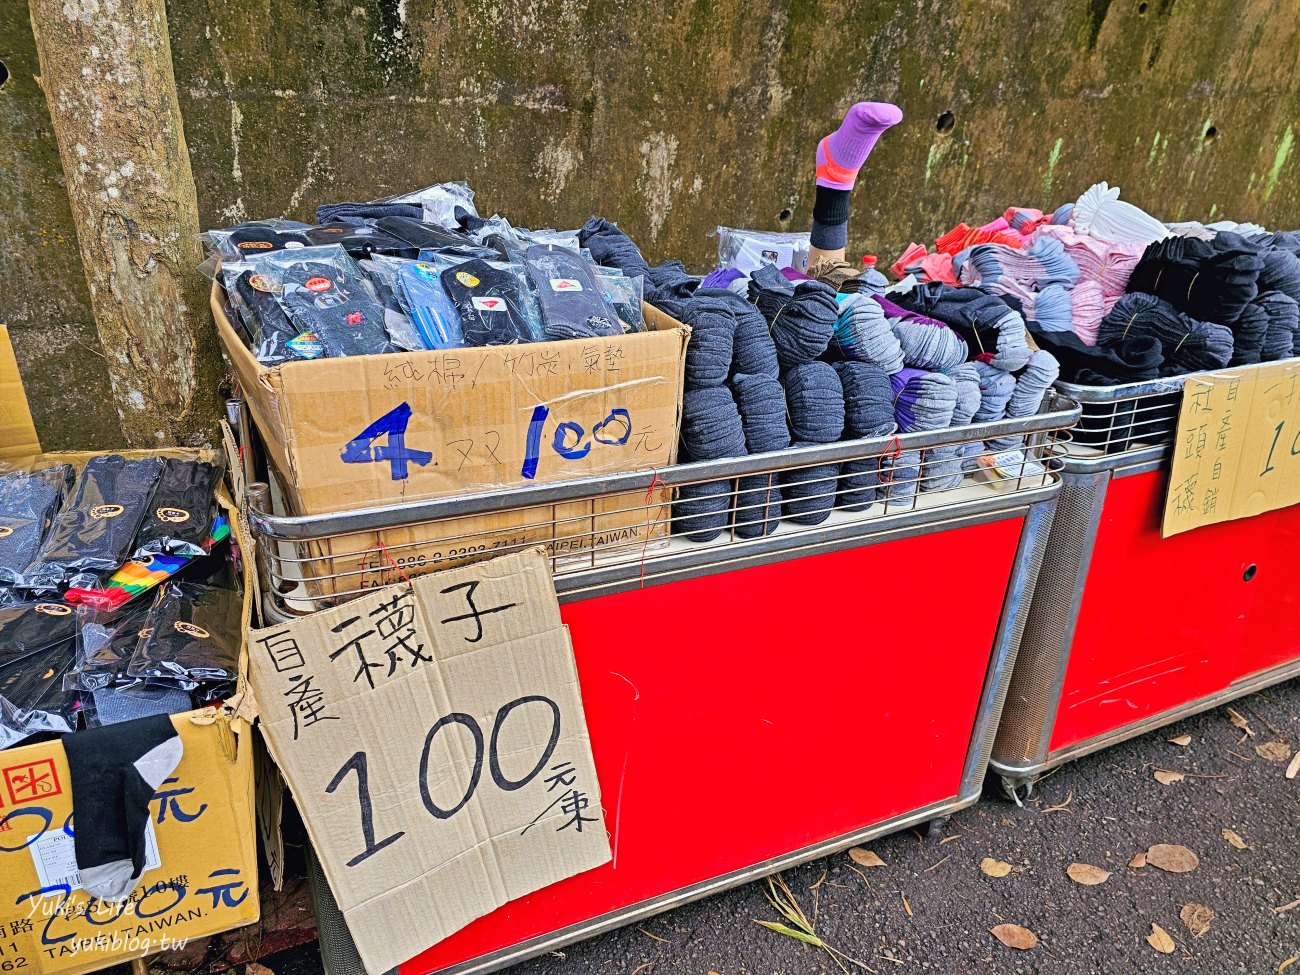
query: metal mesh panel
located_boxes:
[306,842,385,975]
[991,472,1108,768]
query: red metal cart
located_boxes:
[243,401,1075,975]
[991,376,1300,796]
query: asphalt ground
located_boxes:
[259,677,1300,975]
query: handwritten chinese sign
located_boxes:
[1163,359,1300,536]
[248,549,609,974]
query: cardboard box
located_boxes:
[213,279,684,594]
[0,329,260,974]
[211,280,689,515]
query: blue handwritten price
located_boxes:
[521,405,631,479]
[340,403,434,481]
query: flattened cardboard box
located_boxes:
[249,549,610,974]
[212,279,688,515]
[0,349,260,974]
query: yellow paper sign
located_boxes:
[1163,359,1300,536]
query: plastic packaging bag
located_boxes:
[363,256,465,350]
[66,600,154,693]
[716,226,811,275]
[0,601,79,670]
[133,458,223,558]
[355,259,426,352]
[373,216,492,255]
[252,245,395,359]
[0,465,74,587]
[22,455,165,593]
[387,181,479,230]
[0,639,78,749]
[523,244,623,339]
[199,219,315,263]
[302,222,420,260]
[126,582,242,690]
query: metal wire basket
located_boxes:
[1055,376,1188,468]
[244,395,1080,618]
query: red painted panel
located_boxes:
[403,517,1025,975]
[1050,471,1267,750]
[1236,502,1300,679]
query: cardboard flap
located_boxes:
[0,324,42,461]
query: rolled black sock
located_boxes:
[811,186,850,250]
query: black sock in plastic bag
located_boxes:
[281,261,393,358]
[440,259,534,346]
[525,244,622,340]
[66,599,156,692]
[126,581,242,690]
[0,465,74,587]
[234,269,305,365]
[0,637,79,749]
[133,459,222,558]
[22,456,165,593]
[0,601,79,669]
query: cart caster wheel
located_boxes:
[999,775,1034,806]
[926,817,948,839]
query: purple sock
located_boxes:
[816,102,903,191]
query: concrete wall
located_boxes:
[3,0,1298,448]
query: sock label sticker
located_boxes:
[549,278,583,292]
[28,820,161,892]
[471,297,505,311]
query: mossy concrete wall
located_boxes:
[3,0,1298,448]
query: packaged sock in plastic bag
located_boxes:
[133,459,223,558]
[0,601,79,669]
[594,268,646,332]
[716,226,812,275]
[439,258,542,346]
[0,464,74,587]
[66,599,155,693]
[0,638,79,749]
[386,180,479,229]
[363,256,466,350]
[126,582,242,690]
[229,268,311,365]
[303,222,420,260]
[524,244,624,340]
[22,455,165,592]
[373,215,490,254]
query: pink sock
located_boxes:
[816,102,903,191]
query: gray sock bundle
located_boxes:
[923,363,983,491]
[690,288,779,380]
[784,362,846,442]
[890,314,969,372]
[732,373,790,539]
[831,294,905,374]
[835,361,897,511]
[682,295,737,390]
[962,362,1019,471]
[749,265,839,372]
[779,446,842,525]
[674,386,746,541]
[988,350,1061,450]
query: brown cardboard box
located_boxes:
[0,329,260,974]
[212,279,684,594]
[211,280,688,514]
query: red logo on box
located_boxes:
[4,759,62,805]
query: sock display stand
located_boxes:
[236,395,1076,975]
[991,372,1300,797]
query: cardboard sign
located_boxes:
[248,549,610,974]
[1163,359,1300,536]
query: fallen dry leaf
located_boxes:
[1222,828,1250,850]
[1041,791,1074,814]
[1256,741,1292,762]
[1146,843,1199,873]
[1227,707,1256,736]
[1129,852,1148,869]
[1146,923,1176,954]
[1274,897,1300,915]
[1288,751,1300,780]
[991,924,1038,950]
[901,892,912,917]
[1154,769,1186,786]
[1169,734,1192,746]
[980,857,1014,878]
[1280,954,1299,973]
[1067,862,1111,886]
[848,848,886,868]
[1180,903,1214,938]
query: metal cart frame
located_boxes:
[237,398,1078,975]
[991,374,1300,796]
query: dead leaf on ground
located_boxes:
[901,892,912,917]
[1227,707,1255,736]
[1169,734,1192,746]
[1154,769,1186,785]
[1067,863,1111,886]
[1274,897,1300,915]
[1129,852,1148,868]
[1180,903,1214,938]
[991,924,1038,950]
[1279,954,1299,973]
[1222,828,1250,850]
[1146,923,1176,954]
[246,965,274,975]
[1146,844,1199,873]
[848,847,886,868]
[1041,791,1074,814]
[1256,741,1292,762]
[980,857,1014,878]
[1287,751,1300,780]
